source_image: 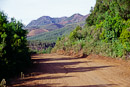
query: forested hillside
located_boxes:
[53,0,130,58]
[27,23,77,53]
[26,14,88,37]
[0,12,31,79]
[27,22,85,42]
[27,14,88,53]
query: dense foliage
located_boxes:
[0,12,31,79]
[28,41,55,54]
[52,0,130,59]
[86,0,130,26]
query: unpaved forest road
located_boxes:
[10,54,130,87]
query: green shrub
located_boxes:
[43,47,52,54]
[53,0,130,59]
[0,11,31,79]
[69,26,82,40]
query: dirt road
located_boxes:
[10,54,130,87]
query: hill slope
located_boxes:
[27,29,49,37]
[26,14,88,41]
[27,22,83,42]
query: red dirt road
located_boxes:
[10,54,130,87]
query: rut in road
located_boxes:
[9,54,130,87]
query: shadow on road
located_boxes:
[9,54,115,87]
[12,83,117,87]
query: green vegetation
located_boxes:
[27,21,85,54]
[0,11,31,79]
[86,0,130,26]
[27,22,84,42]
[28,40,55,54]
[27,14,86,54]
[52,0,130,59]
[43,47,52,54]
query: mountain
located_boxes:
[59,14,88,25]
[26,16,66,29]
[26,13,89,40]
[26,13,88,30]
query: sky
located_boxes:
[0,0,96,25]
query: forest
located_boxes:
[0,11,31,79]
[28,41,55,53]
[52,0,130,58]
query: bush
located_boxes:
[43,47,52,54]
[0,11,31,79]
[69,26,82,40]
[53,0,130,59]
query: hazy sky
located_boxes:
[0,0,96,25]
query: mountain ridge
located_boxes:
[26,13,88,29]
[26,13,89,38]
